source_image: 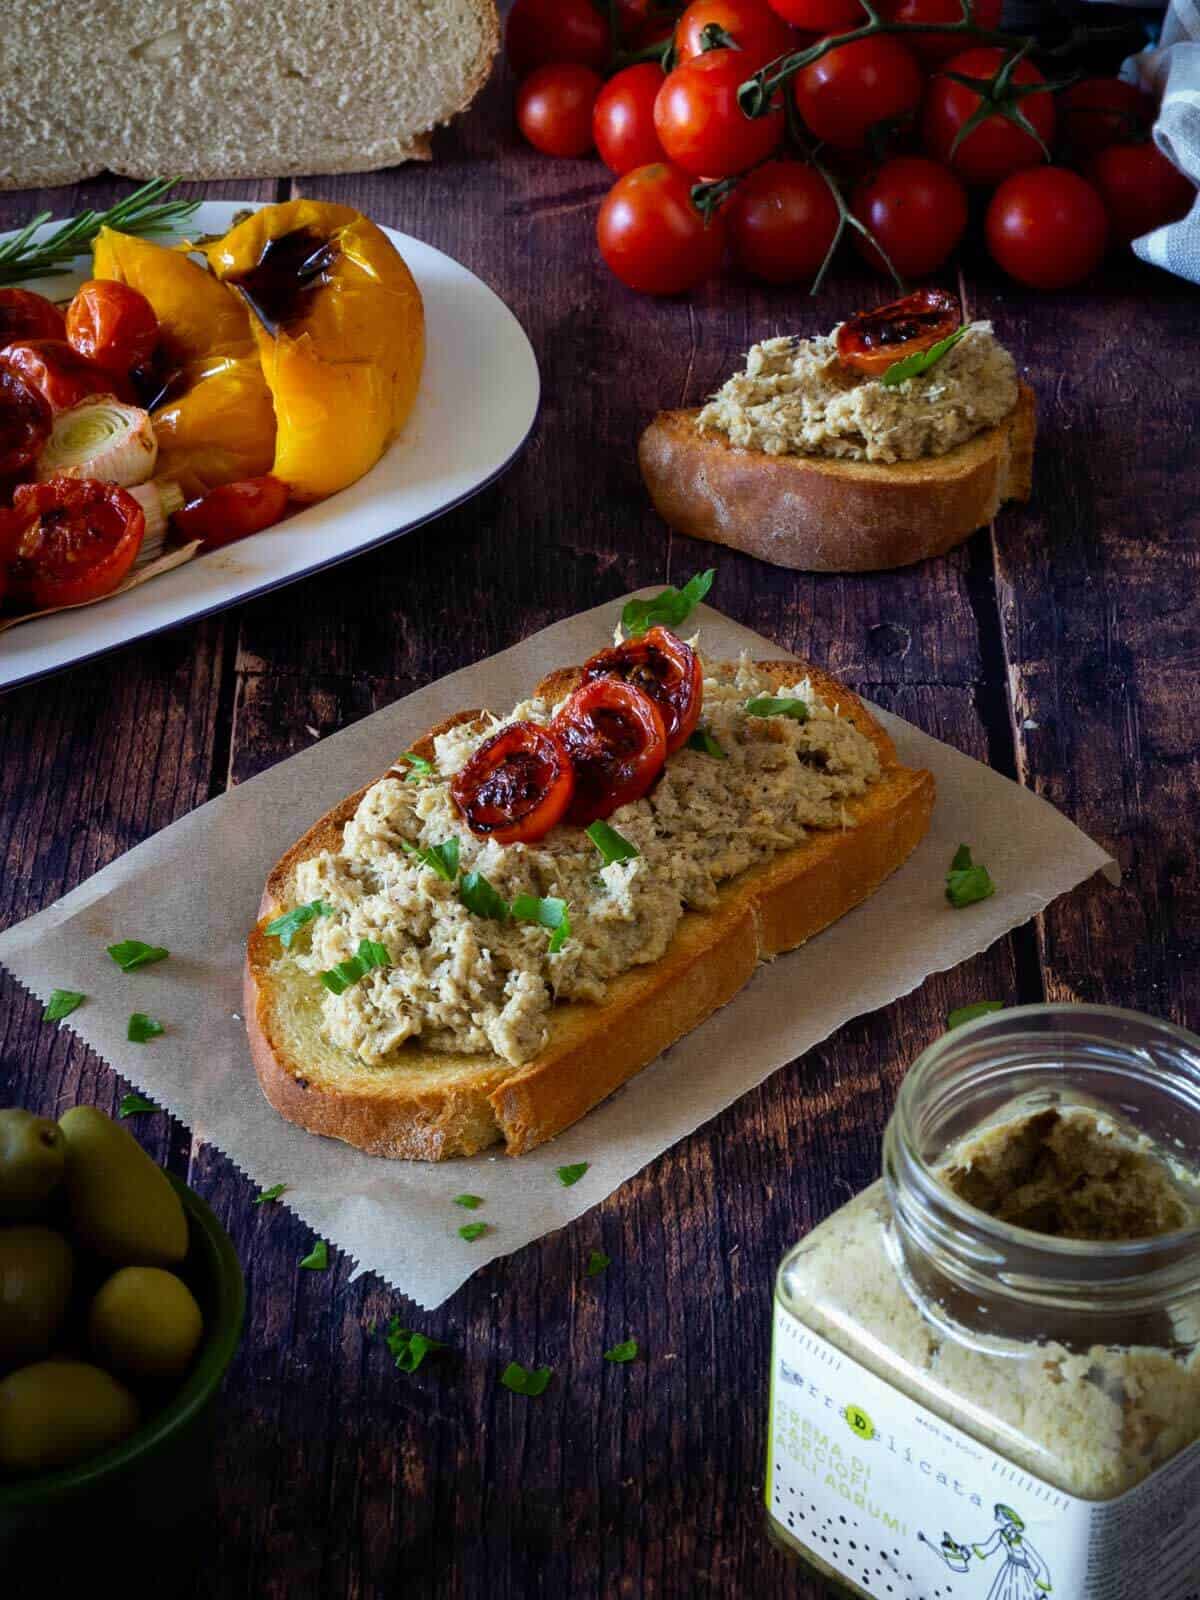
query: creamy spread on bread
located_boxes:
[696,322,1018,464]
[285,656,881,1069]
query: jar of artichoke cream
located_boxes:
[766,1005,1200,1599]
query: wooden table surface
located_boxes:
[2,22,1198,1600]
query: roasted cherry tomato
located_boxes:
[172,475,290,550]
[1086,143,1196,245]
[582,626,703,756]
[985,167,1109,289]
[1059,78,1155,159]
[836,288,961,377]
[654,50,785,180]
[451,722,575,844]
[65,280,159,381]
[506,0,609,75]
[765,0,861,26]
[851,155,969,278]
[675,0,795,65]
[553,677,668,824]
[597,163,728,294]
[794,35,924,151]
[0,288,66,345]
[923,48,1055,187]
[0,340,121,412]
[517,63,603,157]
[0,366,52,477]
[729,158,841,283]
[594,63,667,175]
[9,476,144,610]
[879,0,1001,63]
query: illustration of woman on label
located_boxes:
[921,1504,1052,1597]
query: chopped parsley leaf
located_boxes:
[265,900,332,948]
[43,989,85,1022]
[946,845,996,909]
[500,1361,552,1396]
[299,1239,329,1270]
[947,1002,1006,1030]
[127,1013,164,1043]
[604,1338,639,1364]
[107,939,169,972]
[556,1162,589,1187]
[117,1092,158,1117]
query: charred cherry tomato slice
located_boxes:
[0,288,66,345]
[581,625,703,756]
[0,340,124,411]
[66,280,160,381]
[835,288,960,378]
[0,366,52,476]
[10,476,144,610]
[553,677,667,825]
[172,475,290,550]
[451,722,575,845]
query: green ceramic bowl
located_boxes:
[0,1174,245,1539]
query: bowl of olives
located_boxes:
[0,1104,245,1534]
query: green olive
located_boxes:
[58,1106,187,1266]
[0,1110,66,1221]
[0,1360,140,1476]
[0,1226,73,1367]
[89,1267,204,1383]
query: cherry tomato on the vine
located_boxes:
[879,0,1002,64]
[851,155,968,278]
[597,163,728,294]
[674,0,796,65]
[765,0,862,28]
[728,159,841,282]
[517,63,603,157]
[505,0,609,75]
[985,167,1108,289]
[1058,78,1155,159]
[794,35,924,151]
[594,63,667,175]
[65,280,159,380]
[655,49,785,179]
[923,48,1055,186]
[1086,143,1195,244]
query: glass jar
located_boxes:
[766,1004,1200,1600]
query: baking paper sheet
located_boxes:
[0,594,1116,1308]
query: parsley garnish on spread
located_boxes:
[127,1013,164,1043]
[453,1194,483,1209]
[266,899,332,948]
[299,1239,329,1270]
[585,820,639,865]
[43,989,85,1021]
[621,568,715,638]
[458,1222,488,1241]
[511,894,571,954]
[946,845,996,909]
[604,1339,639,1364]
[402,837,460,882]
[397,752,433,783]
[586,1249,611,1277]
[320,938,392,994]
[880,326,968,389]
[948,1002,1005,1030]
[501,1362,553,1396]
[385,1319,445,1373]
[117,1092,158,1118]
[687,726,727,759]
[557,1162,589,1187]
[458,871,511,922]
[745,696,809,723]
[254,1183,288,1205]
[108,939,169,971]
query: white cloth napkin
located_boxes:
[1122,0,1200,280]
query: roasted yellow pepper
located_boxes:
[91,227,276,499]
[204,200,425,503]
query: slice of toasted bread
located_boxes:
[244,664,935,1160]
[638,383,1036,573]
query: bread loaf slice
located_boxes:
[639,383,1036,573]
[0,0,499,189]
[245,662,934,1161]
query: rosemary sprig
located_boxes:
[0,179,201,287]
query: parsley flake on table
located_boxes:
[556,1162,589,1187]
[458,1222,488,1241]
[585,1250,611,1278]
[107,939,169,972]
[127,1013,164,1044]
[604,1339,639,1364]
[265,900,331,948]
[453,1194,484,1209]
[385,1317,445,1373]
[43,989,85,1022]
[300,1239,329,1270]
[621,569,715,638]
[254,1183,288,1205]
[947,1002,1006,1030]
[946,845,996,909]
[117,1092,158,1118]
[500,1362,553,1396]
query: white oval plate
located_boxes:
[0,200,540,691]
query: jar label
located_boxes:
[767,1300,1200,1600]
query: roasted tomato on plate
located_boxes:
[581,625,703,756]
[0,288,67,345]
[553,677,668,825]
[0,366,52,478]
[0,340,123,412]
[451,722,576,845]
[836,288,961,377]
[6,476,145,612]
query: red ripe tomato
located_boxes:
[794,36,924,151]
[0,367,52,477]
[765,0,863,27]
[597,163,729,293]
[516,63,602,156]
[675,0,795,64]
[581,626,703,755]
[923,48,1054,186]
[505,0,609,75]
[879,0,1001,64]
[1059,78,1155,159]
[173,476,290,550]
[65,280,159,380]
[9,476,144,609]
[728,158,840,282]
[0,340,120,412]
[836,288,960,376]
[594,63,667,174]
[450,722,575,844]
[655,49,785,178]
[985,167,1109,289]
[552,678,668,824]
[851,155,968,277]
[1086,142,1196,244]
[0,289,66,345]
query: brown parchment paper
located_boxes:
[0,593,1116,1308]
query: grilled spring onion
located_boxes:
[37,397,157,487]
[128,479,185,565]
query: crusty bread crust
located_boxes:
[244,663,934,1159]
[638,383,1036,573]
